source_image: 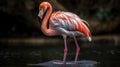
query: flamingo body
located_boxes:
[49,11,91,37]
[38,2,92,64]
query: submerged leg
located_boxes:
[63,35,68,64]
[73,36,80,64]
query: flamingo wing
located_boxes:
[49,11,90,36]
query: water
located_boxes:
[0,43,120,67]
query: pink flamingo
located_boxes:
[38,2,92,64]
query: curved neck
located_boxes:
[41,3,53,36]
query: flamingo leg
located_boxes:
[63,35,68,64]
[73,36,80,64]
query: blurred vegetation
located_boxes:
[58,0,120,35]
[0,0,120,37]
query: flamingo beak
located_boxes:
[38,10,43,19]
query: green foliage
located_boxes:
[93,8,113,22]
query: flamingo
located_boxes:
[38,2,92,64]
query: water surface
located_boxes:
[0,43,120,67]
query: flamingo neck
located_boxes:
[41,3,53,36]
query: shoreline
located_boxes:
[0,35,120,46]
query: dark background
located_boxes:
[0,1,120,67]
[0,0,119,38]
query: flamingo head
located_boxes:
[38,2,48,19]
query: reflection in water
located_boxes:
[28,60,98,67]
